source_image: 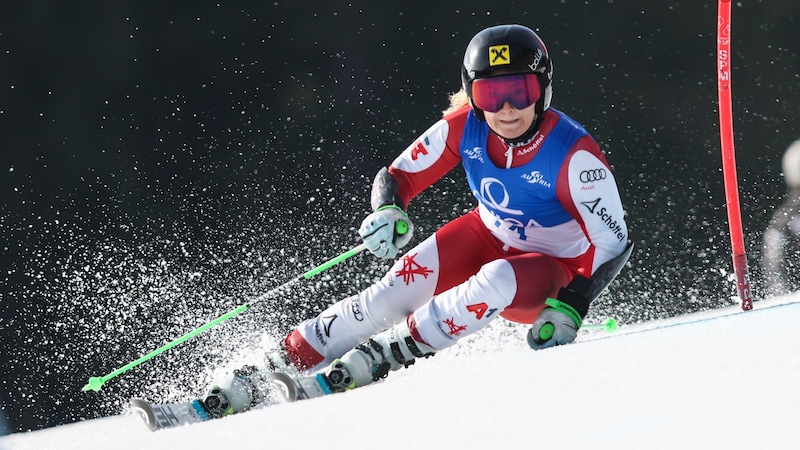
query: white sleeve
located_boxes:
[566,150,628,273]
[390,119,450,174]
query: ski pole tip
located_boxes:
[582,317,619,332]
[602,317,619,333]
[82,376,105,392]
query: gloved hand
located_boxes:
[527,307,579,350]
[358,205,414,259]
[527,278,589,350]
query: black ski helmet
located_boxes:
[461,24,553,121]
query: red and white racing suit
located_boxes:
[285,104,628,371]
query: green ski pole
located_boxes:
[82,305,248,392]
[582,317,619,333]
[82,242,369,392]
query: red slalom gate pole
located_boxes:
[717,0,753,311]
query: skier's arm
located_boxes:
[382,110,468,207]
[557,137,629,274]
[370,167,406,210]
[528,139,628,349]
[361,110,466,258]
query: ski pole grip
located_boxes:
[395,219,409,235]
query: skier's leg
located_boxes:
[284,233,443,372]
[411,252,572,349]
[201,240,439,416]
[321,253,572,390]
[283,210,502,372]
[202,213,495,411]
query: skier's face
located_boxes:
[483,102,537,141]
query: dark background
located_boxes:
[1,1,798,433]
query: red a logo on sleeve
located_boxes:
[466,302,498,320]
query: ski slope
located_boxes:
[3,296,799,450]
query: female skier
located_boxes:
[205,23,629,415]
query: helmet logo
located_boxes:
[488,45,510,66]
[529,49,543,71]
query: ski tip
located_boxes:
[131,398,158,432]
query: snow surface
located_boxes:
[2,296,800,450]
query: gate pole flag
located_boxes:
[717,0,753,311]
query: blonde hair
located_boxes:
[442,88,470,116]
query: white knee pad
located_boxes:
[411,259,518,349]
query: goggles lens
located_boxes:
[471,73,541,113]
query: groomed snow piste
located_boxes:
[3,296,799,450]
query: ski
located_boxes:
[131,398,209,431]
[131,371,332,431]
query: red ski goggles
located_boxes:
[471,73,542,113]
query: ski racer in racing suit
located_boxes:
[204,24,630,414]
[281,24,629,389]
